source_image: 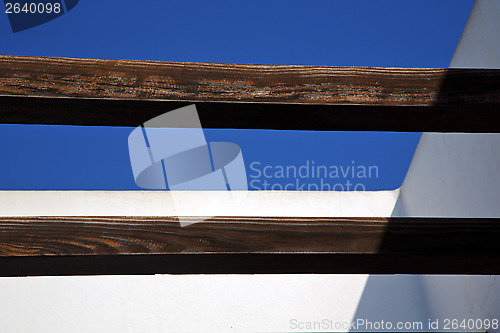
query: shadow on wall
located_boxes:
[373,68,500,260]
[350,275,500,332]
[352,39,500,331]
[349,275,431,332]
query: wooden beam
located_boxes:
[3,255,500,276]
[1,96,499,132]
[1,217,499,275]
[2,55,500,106]
[1,55,500,131]
[1,56,499,276]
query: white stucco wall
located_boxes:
[392,0,500,330]
[393,0,500,218]
[450,0,500,69]
[422,275,500,330]
[391,133,500,217]
[0,189,399,218]
[0,275,370,333]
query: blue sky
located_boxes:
[0,0,475,190]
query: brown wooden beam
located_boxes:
[1,217,499,276]
[1,96,499,132]
[1,55,500,131]
[1,55,500,106]
[2,254,500,276]
[1,56,500,276]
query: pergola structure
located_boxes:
[0,53,499,276]
[2,2,500,331]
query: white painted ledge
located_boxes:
[0,189,400,217]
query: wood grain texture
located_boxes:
[1,55,500,106]
[1,55,500,131]
[1,56,500,275]
[1,216,499,275]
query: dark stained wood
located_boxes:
[1,55,500,131]
[1,56,500,276]
[1,55,500,106]
[1,216,499,276]
[2,254,500,276]
[1,96,500,132]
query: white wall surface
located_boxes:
[392,0,500,330]
[392,133,500,217]
[422,276,500,328]
[2,274,496,333]
[451,0,500,69]
[0,189,399,218]
[0,275,369,333]
[393,0,500,218]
